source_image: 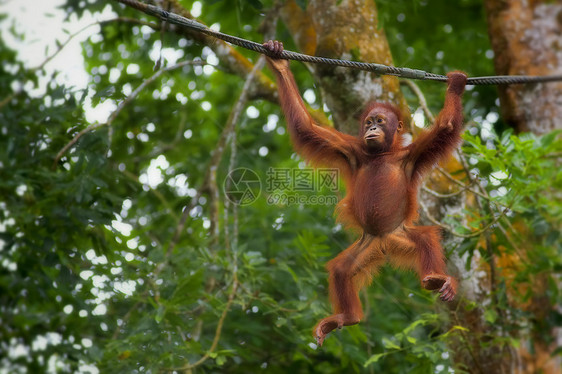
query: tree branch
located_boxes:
[0,21,100,110]
[166,277,238,372]
[52,60,207,169]
[422,185,470,199]
[113,0,277,102]
[419,197,514,239]
[400,79,435,123]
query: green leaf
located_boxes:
[216,355,226,366]
[155,305,165,323]
[364,353,386,366]
[171,269,204,305]
[484,309,498,324]
[382,337,400,350]
[450,325,469,332]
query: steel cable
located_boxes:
[114,0,562,85]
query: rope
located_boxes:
[114,0,562,86]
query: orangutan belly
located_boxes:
[352,160,408,235]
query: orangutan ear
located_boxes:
[397,121,404,133]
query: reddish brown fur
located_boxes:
[263,40,467,346]
[358,102,403,133]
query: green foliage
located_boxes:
[0,1,560,373]
[379,0,499,120]
[461,126,562,296]
[364,314,467,370]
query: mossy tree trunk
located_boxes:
[485,0,562,134]
[280,0,410,135]
[484,1,562,372]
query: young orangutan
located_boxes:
[263,40,467,346]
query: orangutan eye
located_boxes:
[366,120,372,126]
[377,118,384,124]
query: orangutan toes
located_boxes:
[422,274,457,302]
[422,273,446,290]
[314,313,360,346]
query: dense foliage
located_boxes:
[0,0,560,373]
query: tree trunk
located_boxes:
[280,0,409,135]
[484,1,562,372]
[484,0,562,134]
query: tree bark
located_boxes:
[484,1,562,372]
[163,0,277,102]
[280,0,409,135]
[484,0,562,134]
